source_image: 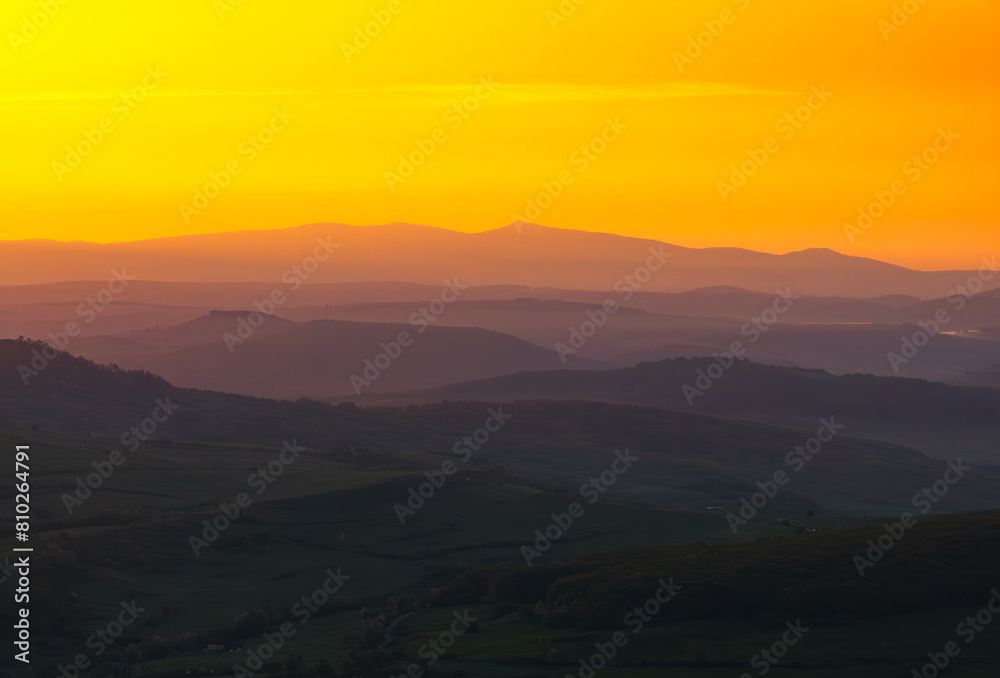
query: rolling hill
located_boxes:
[370,357,1000,463]
[66,311,585,398]
[8,281,998,382]
[5,338,1000,675]
[4,337,998,515]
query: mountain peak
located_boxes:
[784,247,845,258]
[502,221,549,233]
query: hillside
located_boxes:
[5,339,1000,676]
[67,312,584,398]
[372,357,1000,463]
[4,338,999,514]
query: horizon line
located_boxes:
[0,220,973,273]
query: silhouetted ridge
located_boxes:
[0,338,171,396]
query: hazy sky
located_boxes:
[1,0,997,269]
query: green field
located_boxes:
[3,425,1000,677]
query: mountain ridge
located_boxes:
[3,222,994,298]
[359,356,1000,463]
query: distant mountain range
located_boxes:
[3,222,996,298]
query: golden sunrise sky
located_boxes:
[1,0,997,269]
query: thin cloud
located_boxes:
[1,81,788,103]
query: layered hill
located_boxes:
[7,282,998,381]
[66,311,582,398]
[372,357,1000,463]
[6,279,1000,335]
[4,338,999,516]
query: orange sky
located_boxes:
[1,0,997,269]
